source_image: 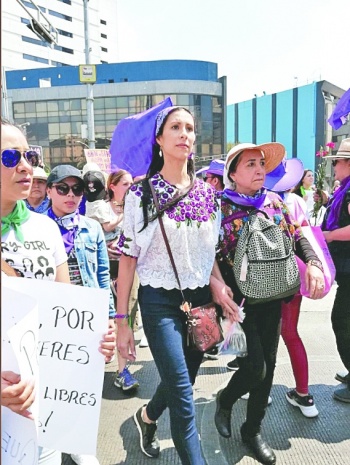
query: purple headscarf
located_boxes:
[325,175,350,230]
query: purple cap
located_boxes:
[196,159,225,176]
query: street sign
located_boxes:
[79,65,97,84]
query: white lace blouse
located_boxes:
[119,173,221,290]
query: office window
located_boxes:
[22,1,45,11]
[101,33,107,39]
[101,47,108,53]
[23,54,49,64]
[51,61,70,66]
[57,0,71,4]
[21,17,30,24]
[48,9,72,21]
[54,44,74,54]
[100,19,107,25]
[57,28,73,38]
[22,36,46,47]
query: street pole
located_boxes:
[83,0,95,149]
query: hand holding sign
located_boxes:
[1,372,35,419]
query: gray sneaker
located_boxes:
[134,406,160,458]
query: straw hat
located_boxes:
[224,142,285,189]
[32,167,48,180]
[325,138,350,159]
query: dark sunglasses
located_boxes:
[331,159,343,167]
[1,149,39,168]
[52,183,84,196]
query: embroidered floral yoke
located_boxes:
[119,173,221,290]
[217,193,303,268]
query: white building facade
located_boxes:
[2,0,119,70]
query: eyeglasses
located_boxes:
[52,183,84,196]
[1,149,39,168]
[331,159,345,167]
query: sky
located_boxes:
[113,0,350,104]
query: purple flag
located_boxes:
[328,88,350,130]
[109,97,173,177]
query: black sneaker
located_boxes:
[286,389,318,418]
[134,406,160,458]
[335,370,349,384]
[226,359,239,371]
[204,346,219,360]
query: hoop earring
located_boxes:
[159,149,163,158]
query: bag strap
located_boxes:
[1,259,20,277]
[148,180,186,304]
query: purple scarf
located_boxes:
[47,208,80,254]
[325,175,350,231]
[222,188,267,209]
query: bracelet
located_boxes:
[307,259,324,273]
[114,314,129,319]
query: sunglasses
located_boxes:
[52,183,84,196]
[331,159,347,167]
[1,149,39,168]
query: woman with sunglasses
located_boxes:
[1,119,70,464]
[1,120,115,465]
[46,165,116,465]
[321,138,350,403]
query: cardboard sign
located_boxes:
[84,149,111,173]
[3,280,110,455]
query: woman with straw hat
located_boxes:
[211,142,324,465]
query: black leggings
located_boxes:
[331,273,350,386]
[220,300,282,436]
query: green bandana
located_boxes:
[1,200,30,243]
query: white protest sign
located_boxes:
[1,408,38,465]
[84,149,111,173]
[1,285,39,465]
[4,279,110,455]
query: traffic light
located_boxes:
[27,19,55,44]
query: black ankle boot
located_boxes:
[214,390,232,438]
[240,424,276,465]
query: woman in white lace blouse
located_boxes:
[116,106,224,465]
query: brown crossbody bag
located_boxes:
[149,179,223,352]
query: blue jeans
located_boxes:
[139,285,209,465]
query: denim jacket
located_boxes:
[74,216,115,317]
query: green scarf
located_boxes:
[300,186,312,197]
[1,200,30,243]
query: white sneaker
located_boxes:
[71,455,100,465]
[240,393,272,405]
[139,335,149,348]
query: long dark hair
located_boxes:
[292,168,313,193]
[140,107,196,231]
